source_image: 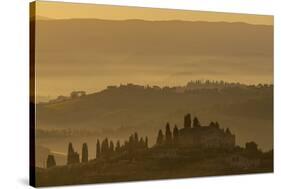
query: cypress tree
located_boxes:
[109,140,114,153]
[156,129,164,145]
[115,140,121,152]
[96,139,101,159]
[82,143,88,163]
[104,138,109,154]
[165,122,172,144]
[193,117,201,128]
[134,132,139,144]
[145,136,148,148]
[67,142,74,165]
[46,155,56,168]
[128,135,134,152]
[124,141,129,151]
[173,125,179,145]
[101,138,109,157]
[184,114,191,128]
[225,128,231,134]
[215,121,220,128]
[73,152,80,163]
[101,139,105,155]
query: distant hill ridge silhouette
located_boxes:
[35,18,273,56]
[43,81,272,105]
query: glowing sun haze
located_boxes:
[33,1,273,100]
[36,1,273,25]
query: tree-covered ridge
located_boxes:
[37,114,273,187]
[52,114,262,166]
[42,80,273,104]
[36,80,273,150]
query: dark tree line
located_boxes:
[45,114,220,168]
[46,142,88,168]
[44,113,264,169]
[82,143,88,163]
[156,123,178,146]
[96,132,148,159]
[67,142,80,165]
[66,142,89,165]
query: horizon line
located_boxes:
[34,16,273,26]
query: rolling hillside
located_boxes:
[36,84,273,150]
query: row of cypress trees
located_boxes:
[66,142,88,165]
[46,142,85,168]
[49,114,206,167]
[96,132,149,159]
[156,123,178,146]
[61,132,149,166]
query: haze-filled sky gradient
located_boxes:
[36,1,273,25]
[34,1,273,99]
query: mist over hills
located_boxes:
[36,18,272,56]
[34,17,273,151]
[36,82,273,150]
[34,18,273,96]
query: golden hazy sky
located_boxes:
[35,1,273,25]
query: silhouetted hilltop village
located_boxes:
[45,114,271,170]
[155,114,235,149]
[36,80,273,163]
[38,114,273,186]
